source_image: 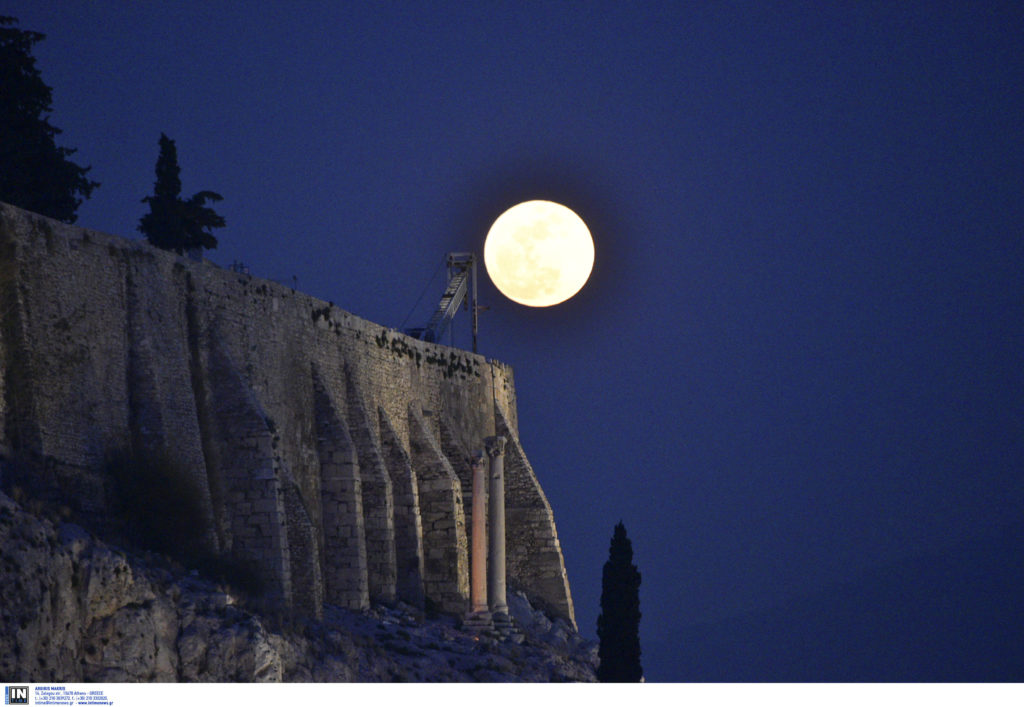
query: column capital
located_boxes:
[471,450,486,468]
[484,435,507,458]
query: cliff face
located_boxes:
[0,490,596,682]
[0,202,574,633]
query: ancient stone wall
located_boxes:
[0,202,575,628]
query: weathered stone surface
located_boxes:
[0,201,573,628]
[407,405,469,614]
[205,340,292,608]
[378,407,426,608]
[497,408,576,628]
[312,366,368,610]
[344,369,396,605]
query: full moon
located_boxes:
[483,200,595,307]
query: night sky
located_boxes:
[8,2,1023,681]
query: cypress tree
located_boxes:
[138,133,224,254]
[597,521,643,682]
[0,16,99,222]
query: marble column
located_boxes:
[485,435,510,625]
[465,450,491,626]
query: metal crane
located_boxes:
[405,252,479,352]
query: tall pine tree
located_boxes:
[597,521,643,682]
[0,16,99,222]
[138,133,224,254]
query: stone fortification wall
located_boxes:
[0,203,574,627]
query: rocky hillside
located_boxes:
[0,490,596,682]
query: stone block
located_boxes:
[253,499,279,514]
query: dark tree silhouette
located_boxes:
[597,521,643,682]
[138,133,224,254]
[0,16,99,222]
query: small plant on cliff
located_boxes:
[138,133,224,254]
[597,521,643,682]
[0,16,99,222]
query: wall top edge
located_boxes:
[0,201,513,374]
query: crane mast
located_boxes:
[405,252,479,352]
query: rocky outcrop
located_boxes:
[0,491,596,682]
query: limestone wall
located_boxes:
[0,202,574,628]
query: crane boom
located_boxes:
[405,253,478,352]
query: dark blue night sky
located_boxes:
[9,2,1023,680]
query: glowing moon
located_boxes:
[483,200,594,307]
